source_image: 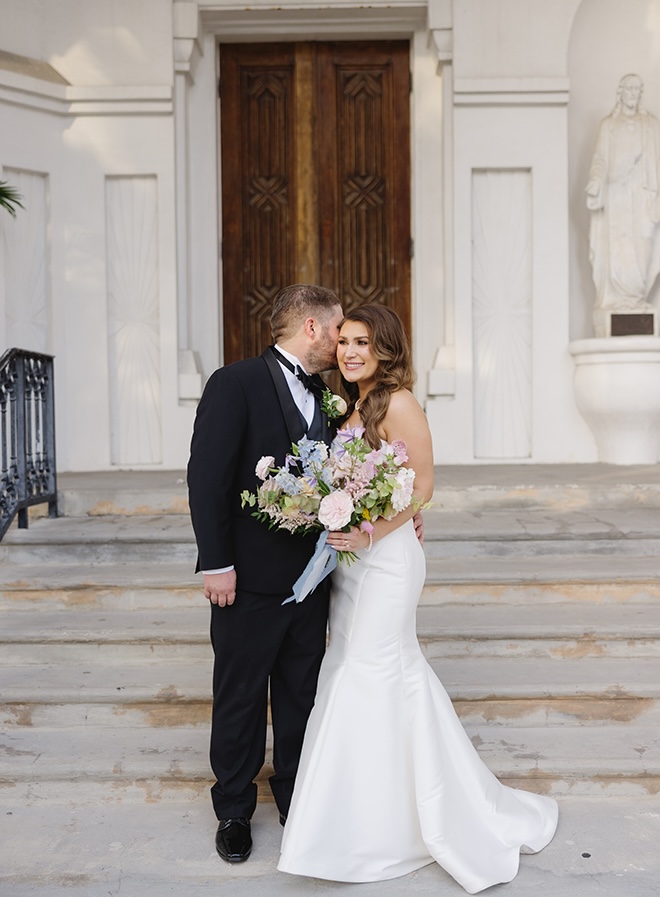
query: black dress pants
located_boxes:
[209,582,329,820]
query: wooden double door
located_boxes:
[220,41,411,365]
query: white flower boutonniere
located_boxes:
[321,388,347,421]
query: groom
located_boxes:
[187,284,344,864]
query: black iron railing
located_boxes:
[0,349,57,541]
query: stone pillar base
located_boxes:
[569,336,660,464]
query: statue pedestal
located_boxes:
[569,337,660,464]
[594,309,657,338]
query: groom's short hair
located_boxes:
[271,284,340,342]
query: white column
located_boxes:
[426,16,456,398]
[174,1,203,400]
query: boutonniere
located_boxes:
[321,387,348,421]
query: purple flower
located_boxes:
[334,425,365,445]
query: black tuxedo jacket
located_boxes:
[187,347,332,595]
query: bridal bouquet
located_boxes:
[240,426,416,602]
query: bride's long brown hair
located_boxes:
[340,305,415,449]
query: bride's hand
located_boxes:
[327,526,369,553]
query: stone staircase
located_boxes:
[2,466,659,814]
[422,505,660,797]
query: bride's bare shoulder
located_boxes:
[383,389,429,431]
[382,389,433,472]
[386,388,424,415]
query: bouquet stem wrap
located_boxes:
[282,530,338,604]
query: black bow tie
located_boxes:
[271,346,326,401]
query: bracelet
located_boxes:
[365,531,373,552]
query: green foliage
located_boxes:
[240,490,256,508]
[0,180,24,217]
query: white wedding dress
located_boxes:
[278,520,558,894]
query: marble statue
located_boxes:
[586,74,660,315]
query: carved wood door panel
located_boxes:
[220,42,411,365]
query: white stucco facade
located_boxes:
[1,0,658,470]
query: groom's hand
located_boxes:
[203,570,237,606]
[413,511,424,545]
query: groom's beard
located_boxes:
[307,331,339,374]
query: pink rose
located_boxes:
[318,490,354,530]
[391,440,409,464]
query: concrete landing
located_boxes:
[1,797,659,897]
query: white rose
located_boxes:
[334,395,348,416]
[255,455,275,480]
[392,469,416,512]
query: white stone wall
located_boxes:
[426,0,595,463]
[0,0,192,471]
[3,0,650,470]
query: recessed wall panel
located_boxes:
[106,175,162,465]
[472,169,532,459]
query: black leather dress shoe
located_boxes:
[215,818,252,863]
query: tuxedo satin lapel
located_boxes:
[312,374,337,445]
[262,347,307,445]
[309,373,334,442]
[319,404,332,444]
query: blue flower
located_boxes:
[274,469,303,495]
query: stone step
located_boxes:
[0,571,199,610]
[0,700,213,730]
[423,579,660,606]
[1,604,659,664]
[0,515,197,565]
[417,604,660,658]
[432,464,660,511]
[7,535,660,565]
[4,691,659,731]
[0,778,212,809]
[2,561,659,611]
[426,537,660,559]
[1,655,658,706]
[0,641,213,665]
[424,507,660,554]
[56,470,190,518]
[5,508,660,563]
[3,602,658,642]
[0,565,660,616]
[1,723,658,799]
[424,555,660,586]
[53,465,660,516]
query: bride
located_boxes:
[278,305,558,894]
